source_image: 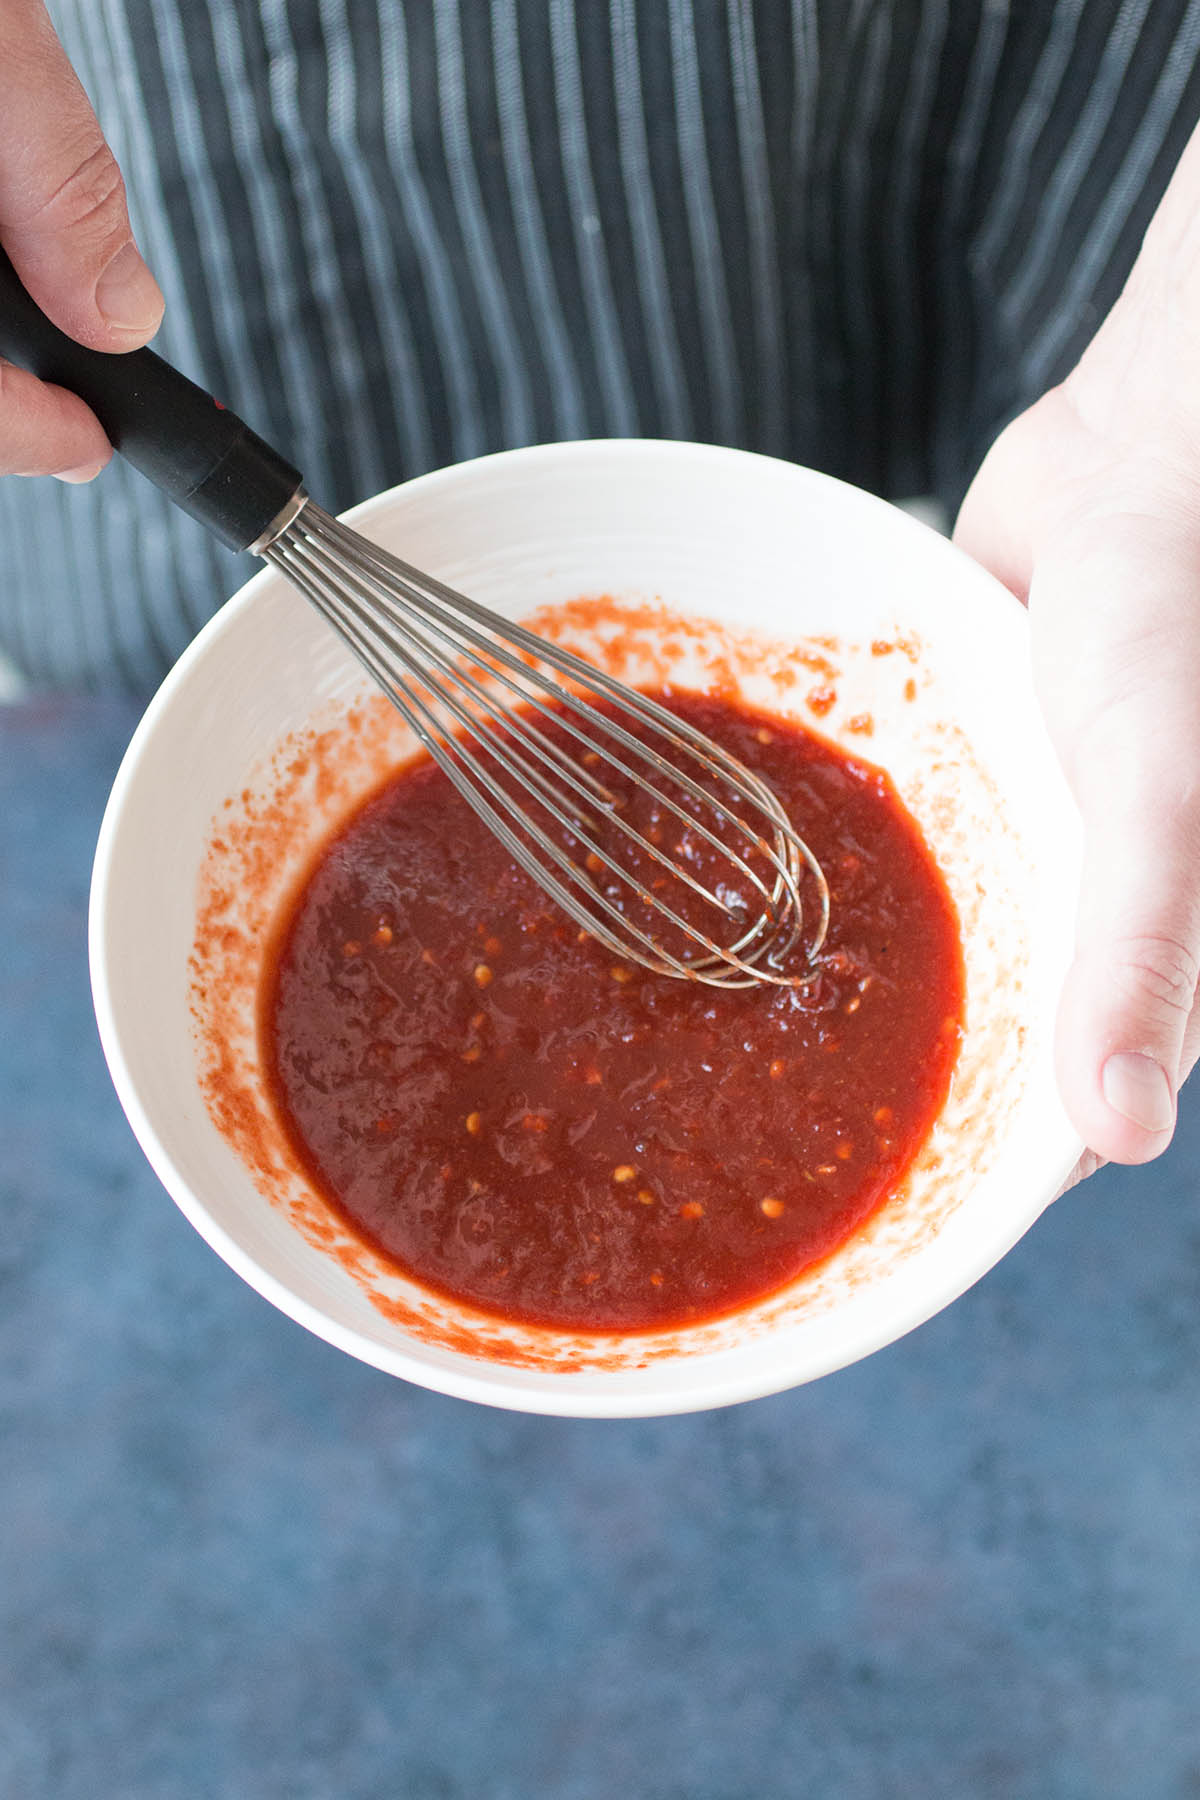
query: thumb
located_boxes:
[1031,520,1200,1164]
[0,1,163,349]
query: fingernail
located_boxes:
[1101,1052,1175,1134]
[94,241,164,331]
[53,461,106,484]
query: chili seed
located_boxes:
[612,1165,636,1183]
[372,924,393,947]
[769,1059,786,1079]
[342,940,361,958]
[484,935,502,957]
[611,965,633,984]
[474,963,493,988]
[760,1197,785,1219]
[637,1190,656,1206]
[679,1201,704,1219]
[756,727,773,744]
[874,1105,893,1126]
[461,1046,482,1063]
[466,1112,483,1136]
[585,852,603,874]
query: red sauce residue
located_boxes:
[260,690,964,1335]
[869,631,922,663]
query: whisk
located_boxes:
[0,250,827,986]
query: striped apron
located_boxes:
[5,0,1199,689]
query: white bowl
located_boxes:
[90,440,1083,1415]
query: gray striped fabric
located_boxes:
[4,0,1200,690]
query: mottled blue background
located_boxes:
[3,699,1199,1800]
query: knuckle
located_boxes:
[1111,933,1200,1024]
[31,139,128,241]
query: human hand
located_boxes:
[954,169,1200,1180]
[0,0,162,482]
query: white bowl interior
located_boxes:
[91,441,1083,1414]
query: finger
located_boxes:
[1032,523,1200,1164]
[0,356,110,478]
[0,1,163,350]
[1061,923,1200,1189]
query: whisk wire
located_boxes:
[317,514,816,870]
[281,556,727,974]
[268,502,829,985]
[289,567,799,981]
[288,525,795,934]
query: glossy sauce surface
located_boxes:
[263,693,963,1331]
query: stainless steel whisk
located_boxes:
[268,499,829,984]
[0,251,827,985]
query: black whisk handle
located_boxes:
[0,246,302,552]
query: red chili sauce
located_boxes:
[262,692,963,1332]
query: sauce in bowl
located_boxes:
[262,690,963,1332]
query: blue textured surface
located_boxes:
[3,698,1199,1800]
